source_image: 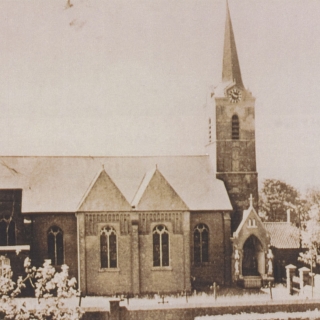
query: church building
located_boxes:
[0,3,274,294]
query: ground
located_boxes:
[14,284,311,312]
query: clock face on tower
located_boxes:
[228,88,242,103]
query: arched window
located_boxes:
[0,219,15,246]
[232,115,240,140]
[194,224,209,263]
[100,226,117,268]
[153,225,169,267]
[48,226,64,265]
[0,220,7,246]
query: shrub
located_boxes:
[0,258,83,320]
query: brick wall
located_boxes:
[139,212,190,293]
[31,214,78,278]
[215,100,256,141]
[214,93,258,232]
[86,231,133,295]
[190,212,230,287]
[139,230,185,293]
[217,172,258,230]
[83,211,191,295]
[0,190,30,282]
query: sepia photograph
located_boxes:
[0,0,320,319]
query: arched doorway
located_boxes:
[242,235,265,276]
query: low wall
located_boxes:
[120,301,320,320]
[82,312,108,320]
[81,299,320,320]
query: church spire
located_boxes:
[222,1,244,88]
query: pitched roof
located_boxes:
[0,155,232,213]
[131,166,157,208]
[264,222,301,249]
[131,166,188,211]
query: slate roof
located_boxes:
[222,1,244,88]
[131,166,157,208]
[0,156,232,213]
[264,222,301,249]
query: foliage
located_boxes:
[293,188,320,282]
[0,258,83,320]
[299,203,320,270]
[306,187,320,205]
[259,179,305,225]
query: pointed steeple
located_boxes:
[222,1,244,88]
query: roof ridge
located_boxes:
[0,155,210,159]
[131,166,157,208]
[264,222,290,224]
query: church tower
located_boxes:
[206,2,258,231]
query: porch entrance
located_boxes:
[242,235,265,276]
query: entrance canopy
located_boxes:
[231,197,272,285]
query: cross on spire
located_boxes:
[249,194,253,207]
[222,1,244,88]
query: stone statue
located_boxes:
[267,248,273,276]
[234,248,240,276]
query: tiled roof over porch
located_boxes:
[264,222,300,249]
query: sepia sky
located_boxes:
[0,0,319,193]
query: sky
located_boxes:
[0,0,319,194]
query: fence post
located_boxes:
[268,281,273,300]
[285,264,297,295]
[299,266,310,293]
[109,299,121,320]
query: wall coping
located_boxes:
[123,298,320,311]
[0,245,30,254]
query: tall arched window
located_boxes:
[232,114,240,140]
[48,226,64,265]
[100,226,117,268]
[0,220,6,246]
[153,225,169,267]
[194,224,209,263]
[0,219,15,246]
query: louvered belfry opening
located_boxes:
[232,114,240,140]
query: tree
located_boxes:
[299,189,320,271]
[259,179,305,225]
[299,204,320,297]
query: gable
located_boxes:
[232,205,270,250]
[132,168,188,211]
[78,170,131,212]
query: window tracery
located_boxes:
[48,226,64,265]
[194,224,209,263]
[100,226,117,268]
[153,225,169,267]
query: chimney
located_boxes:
[287,209,291,223]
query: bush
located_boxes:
[0,258,83,320]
